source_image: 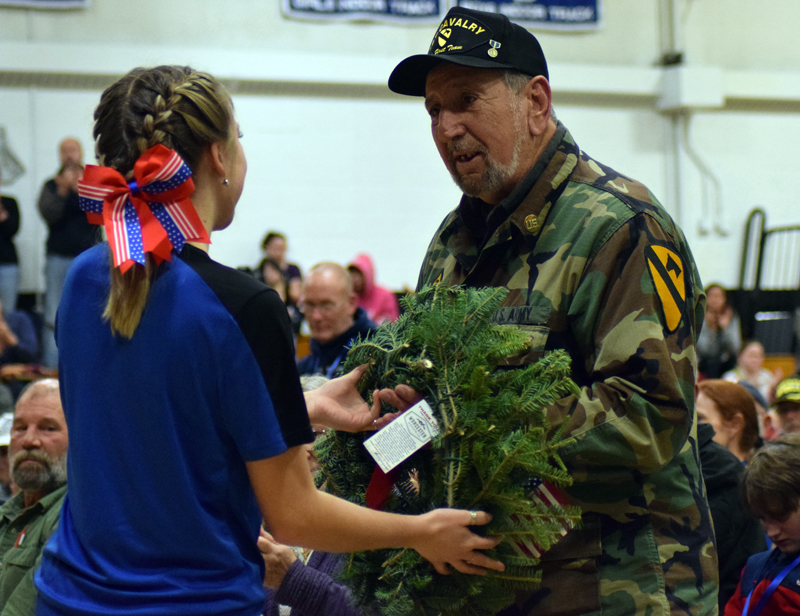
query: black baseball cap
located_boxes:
[388,6,548,97]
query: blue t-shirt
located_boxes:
[35,244,313,616]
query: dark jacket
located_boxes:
[297,308,376,378]
[0,196,19,265]
[724,548,800,615]
[38,179,97,257]
[698,423,766,611]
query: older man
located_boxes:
[0,379,66,615]
[389,8,716,615]
[297,263,376,378]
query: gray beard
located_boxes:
[449,141,522,199]
[446,106,525,200]
[11,450,67,493]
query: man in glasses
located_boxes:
[297,262,376,379]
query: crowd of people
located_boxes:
[0,6,799,616]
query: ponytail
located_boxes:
[91,66,233,338]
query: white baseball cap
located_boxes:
[0,412,13,447]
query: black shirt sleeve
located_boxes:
[237,288,314,448]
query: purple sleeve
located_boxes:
[285,263,302,281]
[270,553,364,616]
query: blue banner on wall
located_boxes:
[0,0,87,7]
[456,0,599,30]
[282,0,446,23]
[283,0,599,28]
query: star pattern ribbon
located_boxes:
[77,145,210,273]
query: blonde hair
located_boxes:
[92,66,234,338]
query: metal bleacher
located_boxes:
[733,208,800,375]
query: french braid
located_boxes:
[92,66,235,338]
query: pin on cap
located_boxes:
[388,7,549,97]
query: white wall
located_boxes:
[2,0,800,294]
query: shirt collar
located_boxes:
[442,121,575,254]
[0,484,66,521]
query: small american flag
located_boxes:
[510,479,575,559]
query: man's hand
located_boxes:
[258,529,298,590]
[371,383,422,429]
[55,165,81,197]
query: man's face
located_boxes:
[59,139,82,165]
[425,64,529,204]
[761,507,800,554]
[10,394,68,494]
[301,272,357,344]
[776,401,800,435]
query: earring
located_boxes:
[221,178,229,186]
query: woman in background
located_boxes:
[723,340,782,404]
[262,231,303,306]
[696,379,760,463]
[0,168,20,313]
[697,284,741,378]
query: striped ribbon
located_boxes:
[510,478,575,559]
[77,145,210,273]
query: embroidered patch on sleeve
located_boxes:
[645,245,686,333]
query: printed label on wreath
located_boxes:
[364,400,440,474]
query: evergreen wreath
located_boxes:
[315,283,582,616]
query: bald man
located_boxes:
[296,263,376,378]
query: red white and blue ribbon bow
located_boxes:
[77,144,210,273]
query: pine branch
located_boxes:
[318,283,582,616]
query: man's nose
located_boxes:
[436,109,466,140]
[20,428,41,448]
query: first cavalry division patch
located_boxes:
[645,245,686,333]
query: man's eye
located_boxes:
[462,95,476,106]
[428,107,440,119]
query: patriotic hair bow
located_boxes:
[77,144,210,273]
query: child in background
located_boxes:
[725,434,800,615]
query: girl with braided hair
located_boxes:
[34,66,502,616]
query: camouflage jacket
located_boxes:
[418,124,718,616]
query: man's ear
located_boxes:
[523,75,552,137]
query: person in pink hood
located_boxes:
[347,254,399,324]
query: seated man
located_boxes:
[297,263,376,378]
[0,379,67,615]
[0,299,38,367]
